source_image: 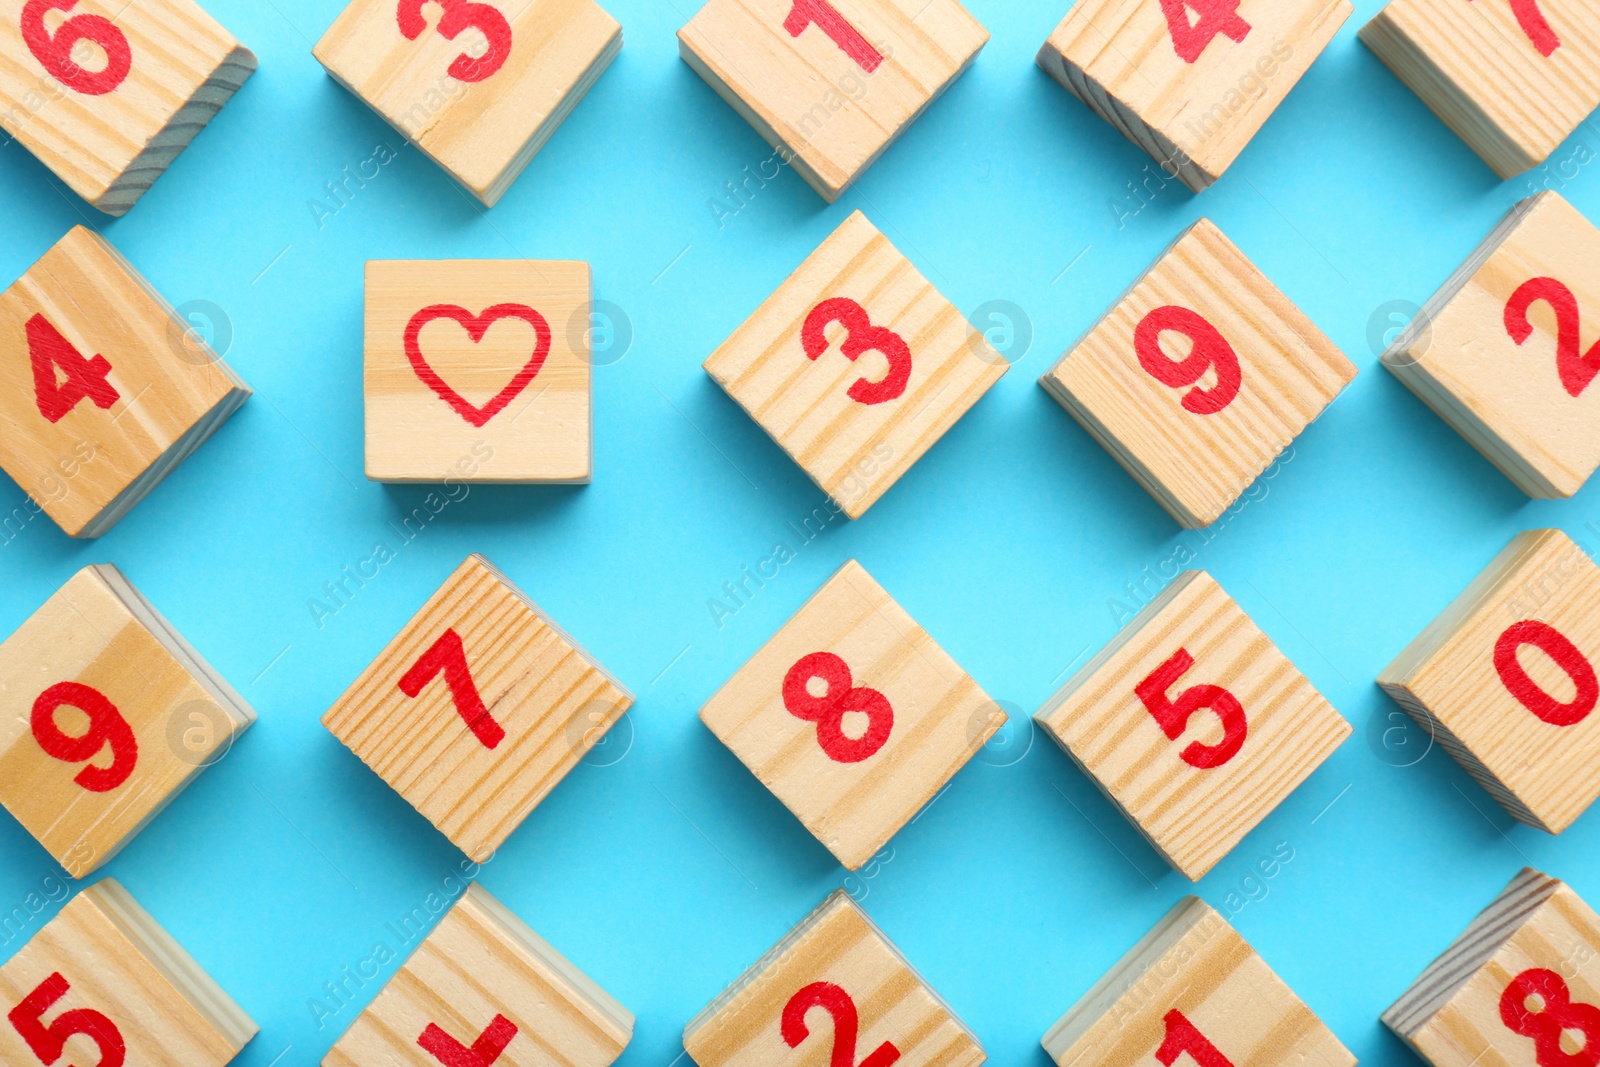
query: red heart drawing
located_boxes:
[403,303,552,427]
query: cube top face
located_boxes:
[314,0,621,205]
[1041,219,1355,528]
[322,554,632,861]
[365,259,592,483]
[1035,571,1350,880]
[324,884,633,1067]
[0,226,250,538]
[684,890,984,1067]
[1385,193,1600,498]
[1379,530,1600,834]
[703,211,1008,519]
[700,560,1000,871]
[677,0,988,200]
[0,565,255,878]
[1044,897,1353,1067]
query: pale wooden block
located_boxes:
[0,878,256,1064]
[1037,0,1350,192]
[1043,897,1353,1067]
[684,889,984,1067]
[1384,868,1600,1067]
[365,259,591,483]
[322,554,632,862]
[1039,218,1355,528]
[1382,192,1600,498]
[1034,571,1350,881]
[703,210,1007,519]
[323,883,632,1067]
[1379,529,1600,834]
[700,559,1001,871]
[0,225,251,538]
[677,0,987,201]
[1361,0,1600,178]
[314,0,622,206]
[0,565,255,879]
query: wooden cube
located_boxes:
[314,0,621,207]
[700,559,1001,871]
[1361,0,1600,178]
[1379,529,1600,834]
[1043,896,1353,1067]
[1382,192,1600,498]
[1384,868,1600,1067]
[1034,570,1350,881]
[0,878,257,1064]
[324,883,632,1067]
[0,226,251,538]
[365,259,591,483]
[704,210,1007,519]
[0,565,256,879]
[323,554,632,861]
[684,889,984,1067]
[1038,0,1351,192]
[1039,218,1355,528]
[677,0,987,202]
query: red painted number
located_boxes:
[782,651,893,764]
[27,313,118,424]
[396,0,512,82]
[32,681,138,793]
[783,0,883,72]
[20,0,131,95]
[1134,306,1242,414]
[1158,0,1251,63]
[1471,0,1560,57]
[1135,649,1248,769]
[9,972,127,1067]
[1501,969,1600,1067]
[1495,620,1599,727]
[1157,1010,1236,1067]
[802,298,912,405]
[399,629,506,749]
[783,982,900,1067]
[418,1013,518,1066]
[1505,278,1600,398]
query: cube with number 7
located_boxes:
[1034,570,1350,881]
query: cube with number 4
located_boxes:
[323,554,632,861]
[1034,570,1350,880]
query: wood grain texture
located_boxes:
[365,259,591,483]
[678,0,986,201]
[322,554,632,862]
[700,560,1000,871]
[1382,192,1600,498]
[703,210,1007,519]
[1034,571,1350,881]
[684,889,985,1067]
[1043,897,1353,1067]
[324,883,633,1067]
[1378,529,1600,834]
[1037,0,1350,191]
[1039,218,1355,528]
[0,225,250,538]
[1360,0,1600,178]
[0,564,255,878]
[0,878,257,1064]
[314,0,621,206]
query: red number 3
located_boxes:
[9,972,127,1067]
[802,298,912,406]
[1504,277,1600,399]
[20,0,131,95]
[783,652,893,764]
[1134,306,1242,414]
[32,681,139,793]
[783,982,900,1067]
[1501,969,1600,1067]
[397,0,512,83]
[1158,0,1251,64]
[1135,649,1248,769]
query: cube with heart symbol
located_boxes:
[702,211,1008,519]
[322,883,633,1067]
[365,259,592,483]
[1381,191,1600,498]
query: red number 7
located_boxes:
[1135,649,1248,769]
[399,629,506,749]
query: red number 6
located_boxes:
[397,0,513,83]
[20,0,132,96]
[31,681,138,793]
[1134,306,1242,414]
[1135,649,1248,769]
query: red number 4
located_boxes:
[9,972,127,1067]
[399,629,506,749]
[1158,0,1251,64]
[1135,649,1249,769]
[27,314,119,424]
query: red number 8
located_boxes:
[782,652,893,764]
[1134,305,1243,415]
[20,0,132,96]
[31,681,139,793]
[1501,968,1600,1067]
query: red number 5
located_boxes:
[20,0,131,95]
[1135,649,1248,769]
[783,652,893,763]
[399,629,506,749]
[783,0,883,72]
[397,0,512,82]
[1134,306,1242,414]
[783,982,900,1067]
[9,972,127,1067]
[1495,620,1598,727]
[32,681,139,793]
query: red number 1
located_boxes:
[1472,0,1560,57]
[418,1013,518,1066]
[399,629,506,749]
[783,0,883,72]
[9,972,127,1067]
[1157,1010,1236,1067]
[1135,649,1249,769]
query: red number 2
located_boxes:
[1134,306,1242,414]
[396,0,512,82]
[1157,1010,1236,1067]
[1158,0,1251,64]
[782,652,893,764]
[20,0,132,95]
[1501,969,1600,1067]
[32,681,139,793]
[1495,620,1598,727]
[27,313,119,424]
[1504,277,1600,399]
[418,1013,518,1066]
[802,298,913,406]
[783,982,900,1067]
[1471,0,1560,57]
[9,972,127,1067]
[783,0,883,73]
[399,629,506,749]
[1135,649,1248,769]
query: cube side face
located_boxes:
[700,560,997,870]
[365,260,592,483]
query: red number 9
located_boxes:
[1134,305,1243,415]
[782,652,893,764]
[31,681,139,793]
[20,0,132,96]
[396,0,513,83]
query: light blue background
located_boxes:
[4,0,1600,1064]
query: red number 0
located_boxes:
[1471,0,1560,57]
[399,629,507,749]
[783,982,900,1067]
[32,681,138,793]
[802,298,912,406]
[418,1013,518,1066]
[1158,0,1251,64]
[782,652,893,763]
[1504,278,1600,398]
[1135,649,1248,769]
[1495,620,1599,727]
[19,0,131,95]
[27,313,119,424]
[1157,1010,1236,1067]
[1134,306,1242,414]
[1501,969,1600,1067]
[396,0,512,82]
[9,972,127,1067]
[783,0,883,72]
